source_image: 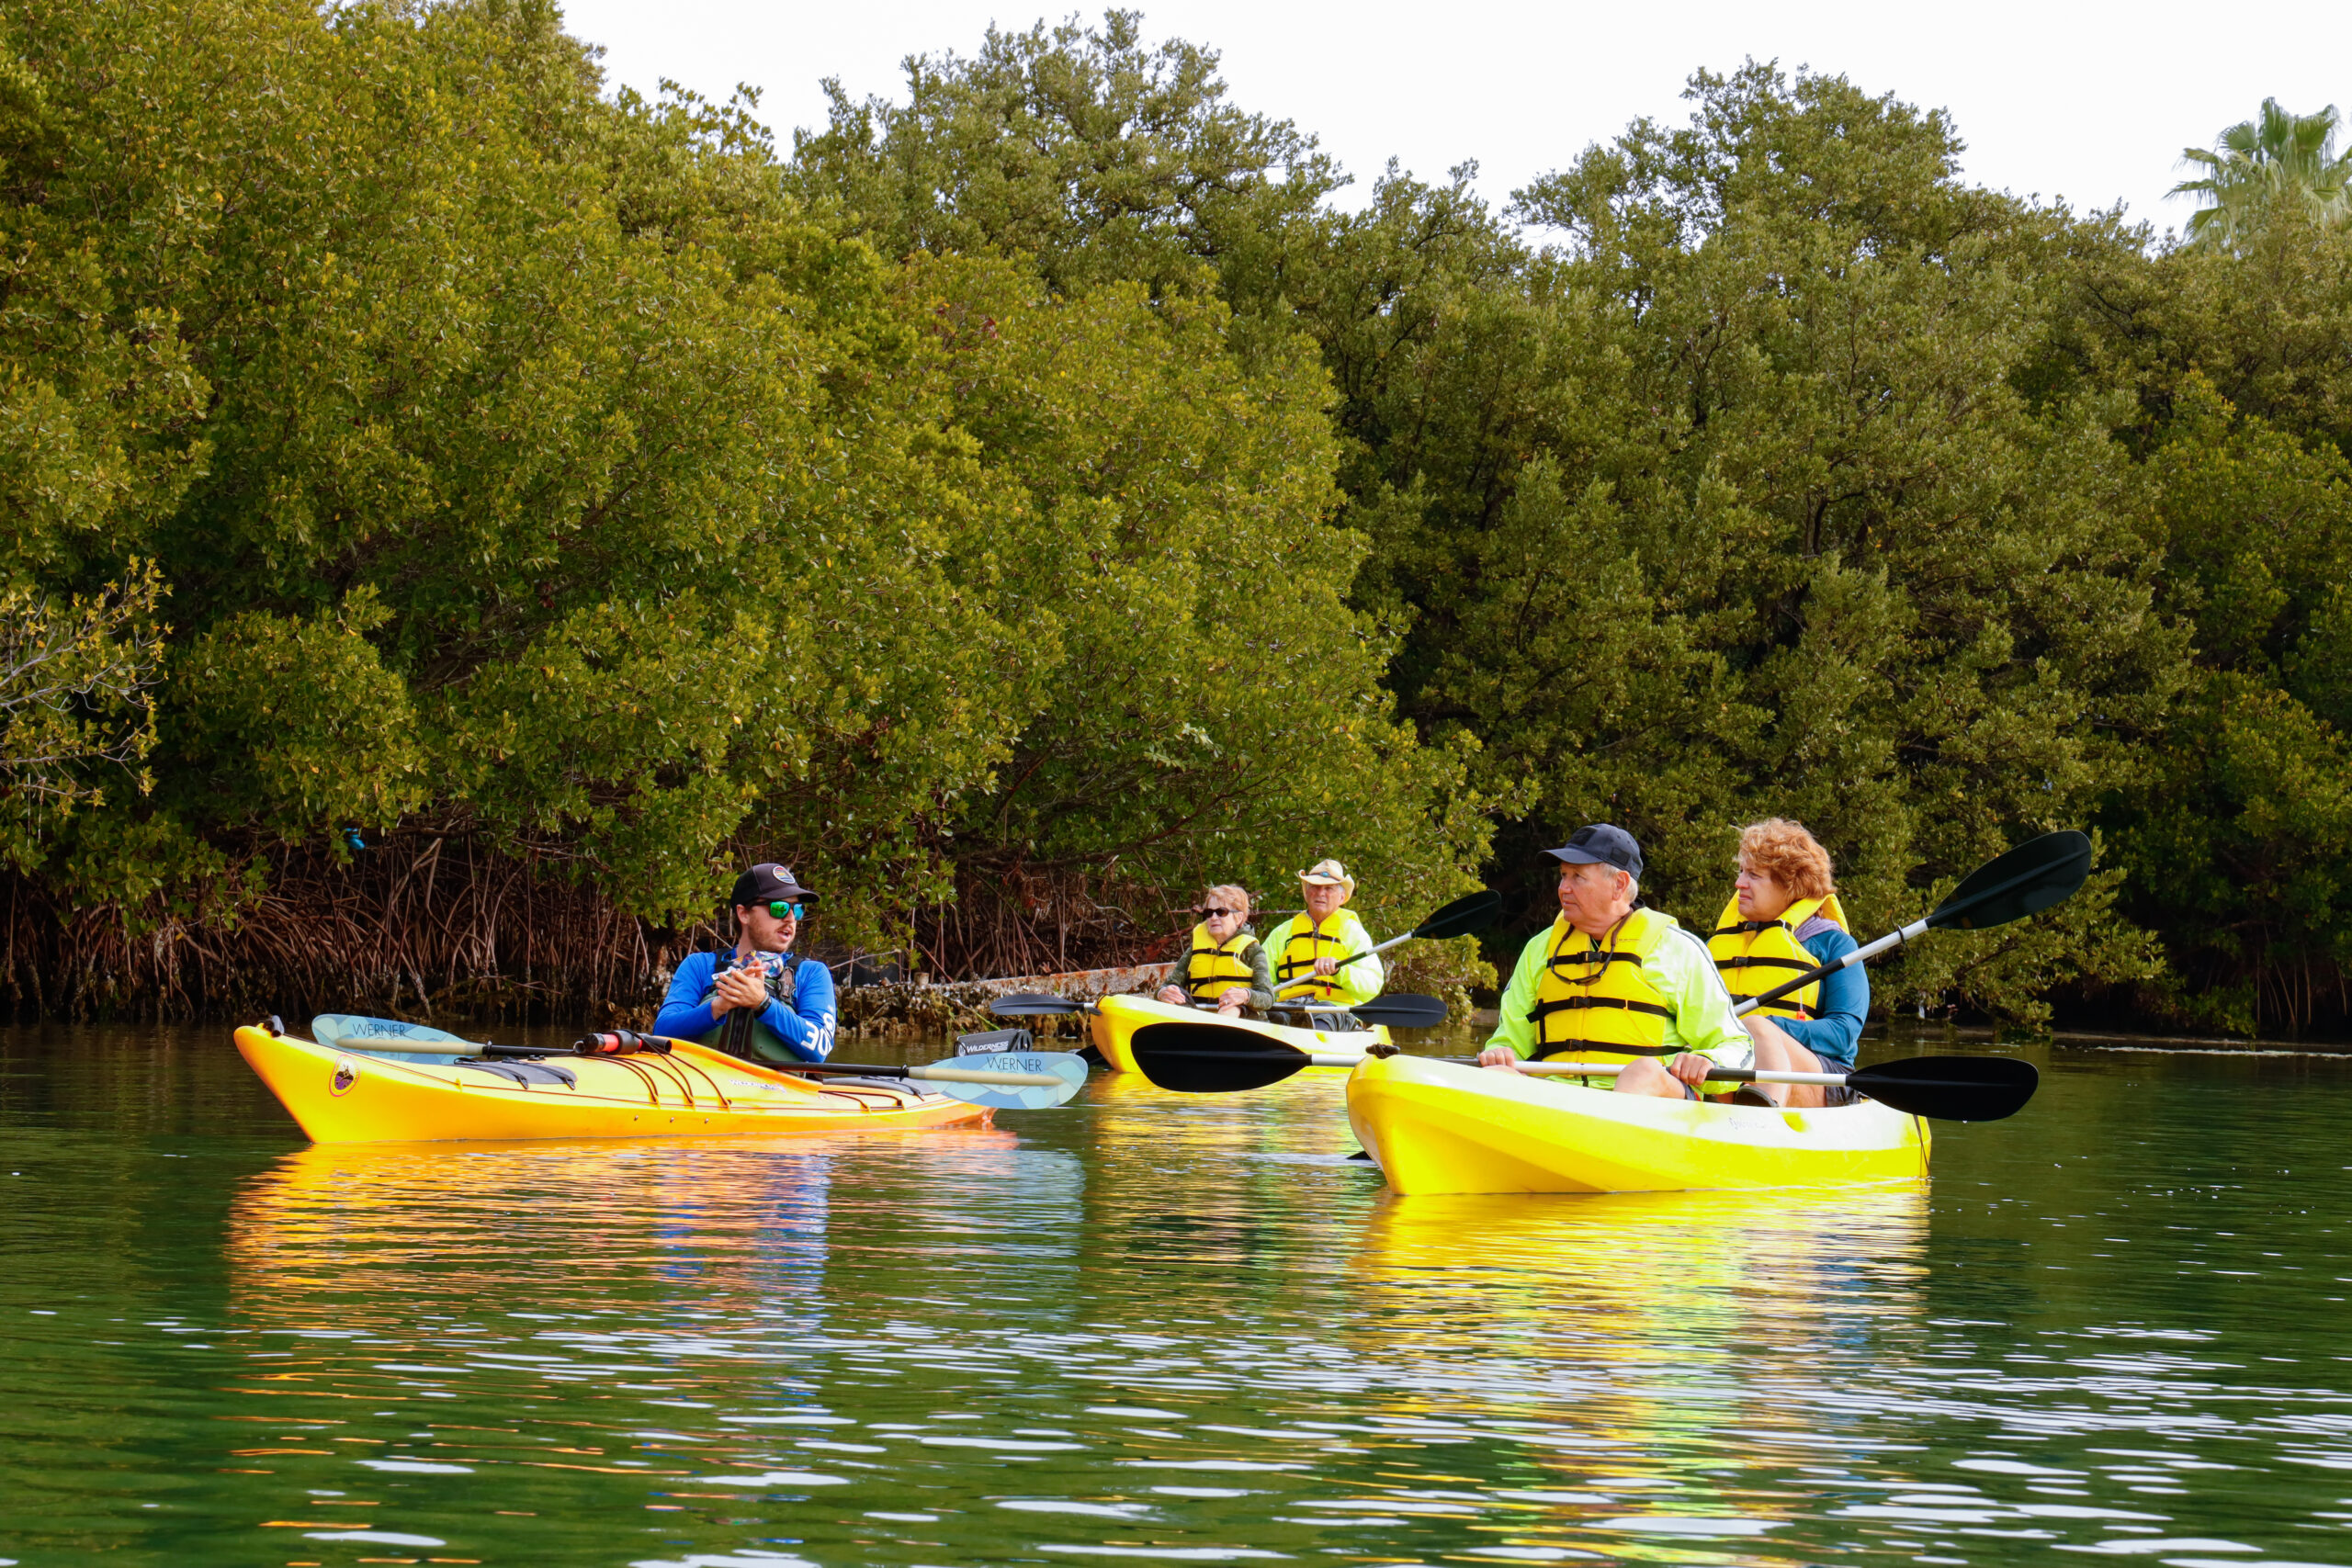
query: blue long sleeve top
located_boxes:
[655,950,838,1064]
[1777,919,1866,1068]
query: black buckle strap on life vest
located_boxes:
[1526,995,1676,1022]
[1713,954,1813,971]
[1544,949,1643,975]
[1532,1041,1676,1060]
[1712,919,1784,937]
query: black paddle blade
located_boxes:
[1847,1055,2039,1122]
[1349,993,1450,1028]
[1410,890,1501,942]
[1930,830,2092,931]
[1269,992,1449,1029]
[1129,1023,1312,1094]
[989,992,1087,1017]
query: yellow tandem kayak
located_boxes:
[1345,1053,1929,1195]
[1090,992,1388,1076]
[234,1024,991,1145]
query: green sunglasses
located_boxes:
[763,900,808,919]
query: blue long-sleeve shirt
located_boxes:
[1779,919,1866,1068]
[656,950,838,1064]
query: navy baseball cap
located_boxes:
[1544,824,1644,879]
[732,863,820,908]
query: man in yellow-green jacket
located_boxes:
[1477,825,1754,1098]
[1261,858,1385,1008]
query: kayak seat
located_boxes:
[455,1059,578,1089]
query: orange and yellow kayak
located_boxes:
[234,1023,990,1145]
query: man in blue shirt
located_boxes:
[655,863,838,1064]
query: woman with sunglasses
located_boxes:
[1155,885,1275,1016]
[655,863,838,1064]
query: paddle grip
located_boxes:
[573,1030,673,1056]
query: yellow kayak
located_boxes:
[234,1023,990,1145]
[1090,992,1387,1076]
[1345,1053,1929,1195]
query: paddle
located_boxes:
[327,1032,1088,1110]
[989,991,1093,1018]
[1126,1022,2035,1120]
[1498,1054,2038,1122]
[1272,889,1499,998]
[1733,829,2093,1017]
[1266,993,1449,1029]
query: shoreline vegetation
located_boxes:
[6,3,2352,1040]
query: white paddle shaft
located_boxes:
[1730,916,1929,1018]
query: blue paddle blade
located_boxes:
[914,1051,1089,1111]
[311,1013,474,1066]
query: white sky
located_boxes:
[559,0,2352,241]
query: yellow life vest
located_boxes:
[1527,908,1676,1064]
[1707,891,1849,1021]
[1272,910,1372,1000]
[1185,923,1261,1004]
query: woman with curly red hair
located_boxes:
[1707,818,1868,1107]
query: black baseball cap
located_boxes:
[1544,824,1643,879]
[732,863,820,908]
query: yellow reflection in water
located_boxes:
[224,1131,1023,1315]
[1347,1183,1931,1541]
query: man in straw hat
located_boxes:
[1261,858,1385,1008]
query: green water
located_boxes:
[3,1026,2351,1568]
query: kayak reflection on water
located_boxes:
[221,1131,1031,1317]
[1349,1183,1928,1524]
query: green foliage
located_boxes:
[788,9,1338,305]
[0,0,1478,973]
[1345,66,2185,1018]
[0,562,167,867]
[17,0,2352,1032]
[2171,98,2352,251]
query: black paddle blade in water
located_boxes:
[1848,1054,2039,1122]
[1412,890,1501,942]
[989,993,1087,1017]
[1930,830,2093,931]
[1129,1023,1312,1094]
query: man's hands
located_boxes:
[1477,1045,1524,1073]
[1313,954,1339,977]
[1667,1052,1713,1088]
[1155,984,1253,1013]
[711,962,771,1016]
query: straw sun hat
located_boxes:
[1296,858,1355,895]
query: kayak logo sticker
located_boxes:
[331,1057,359,1096]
